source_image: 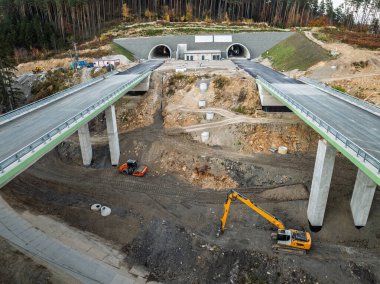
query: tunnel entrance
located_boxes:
[149,44,172,60]
[227,43,250,59]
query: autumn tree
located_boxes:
[224,12,230,25]
[144,9,154,21]
[163,5,170,22]
[122,3,130,20]
[186,3,193,21]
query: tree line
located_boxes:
[0,0,379,58]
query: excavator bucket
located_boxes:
[132,165,148,177]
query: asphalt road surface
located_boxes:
[0,60,163,163]
[234,60,380,164]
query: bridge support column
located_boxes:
[307,139,336,229]
[78,123,92,166]
[350,170,376,227]
[105,105,120,166]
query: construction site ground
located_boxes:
[302,30,380,107]
[1,59,380,283]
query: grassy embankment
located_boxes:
[263,32,330,71]
[111,42,135,61]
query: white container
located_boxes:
[278,146,288,155]
[200,83,208,93]
[91,204,102,211]
[198,100,206,108]
[101,206,111,217]
[201,132,209,142]
[176,68,187,73]
[206,112,214,121]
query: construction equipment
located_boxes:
[119,159,148,177]
[32,66,44,74]
[217,190,312,254]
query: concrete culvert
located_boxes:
[149,44,172,59]
[227,43,250,59]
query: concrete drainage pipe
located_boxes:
[101,206,111,217]
[91,204,102,211]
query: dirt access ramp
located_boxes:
[301,29,380,106]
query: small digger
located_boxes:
[119,159,148,177]
[32,66,44,74]
[217,190,312,254]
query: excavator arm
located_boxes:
[218,190,285,236]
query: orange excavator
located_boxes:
[217,190,312,254]
[119,159,148,177]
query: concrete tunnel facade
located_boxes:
[114,32,294,60]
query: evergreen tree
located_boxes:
[370,18,379,34]
[0,35,20,114]
[326,0,335,22]
[319,0,326,16]
[0,57,19,113]
[311,0,320,16]
[334,4,344,25]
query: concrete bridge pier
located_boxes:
[78,123,93,166]
[350,170,377,227]
[307,139,336,230]
[105,105,120,166]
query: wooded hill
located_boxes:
[0,0,379,58]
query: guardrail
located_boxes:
[0,72,149,173]
[0,70,119,125]
[299,77,380,117]
[257,76,380,174]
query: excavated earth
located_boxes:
[1,72,380,283]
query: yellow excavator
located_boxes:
[217,190,312,254]
[32,66,44,74]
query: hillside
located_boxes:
[263,32,331,71]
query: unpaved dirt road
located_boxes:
[1,109,379,283]
[302,29,380,106]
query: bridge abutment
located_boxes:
[105,105,120,166]
[78,123,93,166]
[307,139,336,229]
[131,74,151,92]
[350,169,377,227]
[257,83,284,109]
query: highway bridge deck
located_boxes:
[0,60,162,170]
[235,60,380,181]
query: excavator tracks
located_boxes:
[272,244,306,255]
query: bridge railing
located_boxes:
[0,72,148,173]
[257,76,380,174]
[299,77,380,117]
[0,70,119,126]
